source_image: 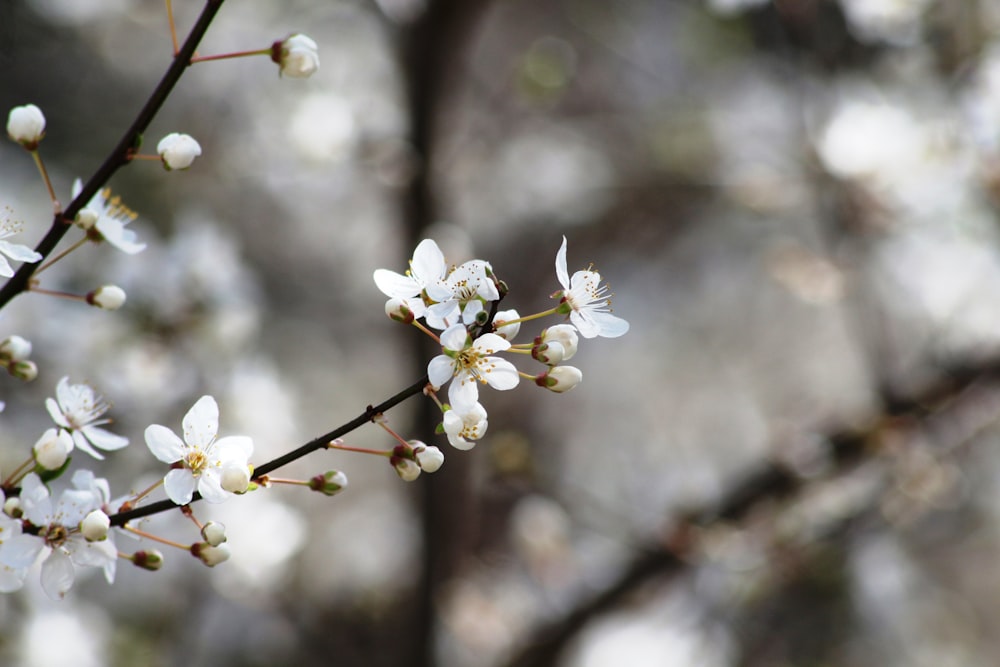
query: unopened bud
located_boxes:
[392,457,421,482]
[535,365,583,393]
[4,496,22,518]
[33,428,73,470]
[8,359,38,382]
[385,298,415,324]
[0,335,32,362]
[273,33,320,79]
[87,285,126,310]
[493,309,521,340]
[157,133,202,170]
[7,104,45,149]
[541,324,578,361]
[532,340,566,366]
[415,444,444,473]
[201,521,227,547]
[191,542,231,567]
[220,463,251,494]
[133,549,164,571]
[80,509,110,542]
[310,470,348,496]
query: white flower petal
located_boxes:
[40,550,75,600]
[164,468,196,505]
[411,239,447,282]
[0,534,45,568]
[587,310,630,338]
[144,424,186,463]
[182,395,219,448]
[447,376,479,407]
[555,236,570,290]
[45,397,71,428]
[440,323,470,352]
[82,425,129,452]
[483,357,520,391]
[427,355,455,389]
[197,471,231,504]
[212,435,253,462]
[71,430,102,460]
[0,239,41,263]
[472,333,511,355]
[373,269,419,299]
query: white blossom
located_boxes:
[46,377,129,460]
[427,324,519,407]
[0,211,42,278]
[33,428,74,470]
[0,490,27,592]
[276,33,320,78]
[536,365,583,393]
[80,510,110,542]
[0,335,32,362]
[424,260,499,329]
[492,309,522,340]
[442,401,489,450]
[72,179,145,254]
[145,395,254,505]
[554,236,629,338]
[373,238,448,320]
[0,474,117,599]
[88,284,127,310]
[157,132,202,170]
[415,444,444,473]
[393,457,421,482]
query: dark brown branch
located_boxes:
[0,0,225,309]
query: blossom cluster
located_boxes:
[374,236,628,456]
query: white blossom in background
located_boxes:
[0,211,42,277]
[442,401,489,450]
[72,179,146,254]
[6,104,45,148]
[157,133,202,170]
[554,236,629,339]
[0,490,28,592]
[145,395,254,505]
[428,323,519,407]
[276,33,320,78]
[88,285,127,310]
[0,474,116,599]
[46,376,129,460]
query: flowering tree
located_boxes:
[0,0,628,651]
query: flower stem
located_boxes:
[26,286,87,303]
[327,441,392,458]
[124,525,190,550]
[165,0,179,54]
[412,320,441,343]
[190,48,272,64]
[30,150,60,214]
[33,237,88,276]
[494,308,560,328]
[1,457,36,488]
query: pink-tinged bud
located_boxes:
[535,365,583,393]
[201,521,227,547]
[191,542,231,567]
[0,335,32,362]
[385,298,415,324]
[80,510,110,542]
[310,470,348,496]
[87,285,127,310]
[133,549,164,571]
[33,428,73,470]
[157,133,202,170]
[7,104,45,149]
[273,33,320,79]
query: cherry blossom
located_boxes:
[428,323,519,407]
[46,376,129,460]
[442,401,489,450]
[0,211,42,277]
[275,33,320,78]
[0,474,117,599]
[157,133,202,170]
[144,395,254,505]
[424,260,499,329]
[373,238,448,320]
[554,236,629,339]
[6,104,45,148]
[72,179,146,254]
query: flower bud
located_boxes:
[201,521,227,547]
[192,542,231,567]
[220,463,252,494]
[532,340,566,366]
[80,509,110,542]
[0,335,32,362]
[273,33,320,79]
[493,309,521,340]
[7,104,45,149]
[133,549,164,571]
[157,133,202,170]
[87,285,127,310]
[33,428,73,470]
[535,365,583,393]
[8,359,38,382]
[310,470,348,496]
[541,324,578,361]
[4,496,22,518]
[415,445,444,473]
[392,457,421,482]
[385,298,415,324]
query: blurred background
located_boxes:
[4,0,1000,665]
